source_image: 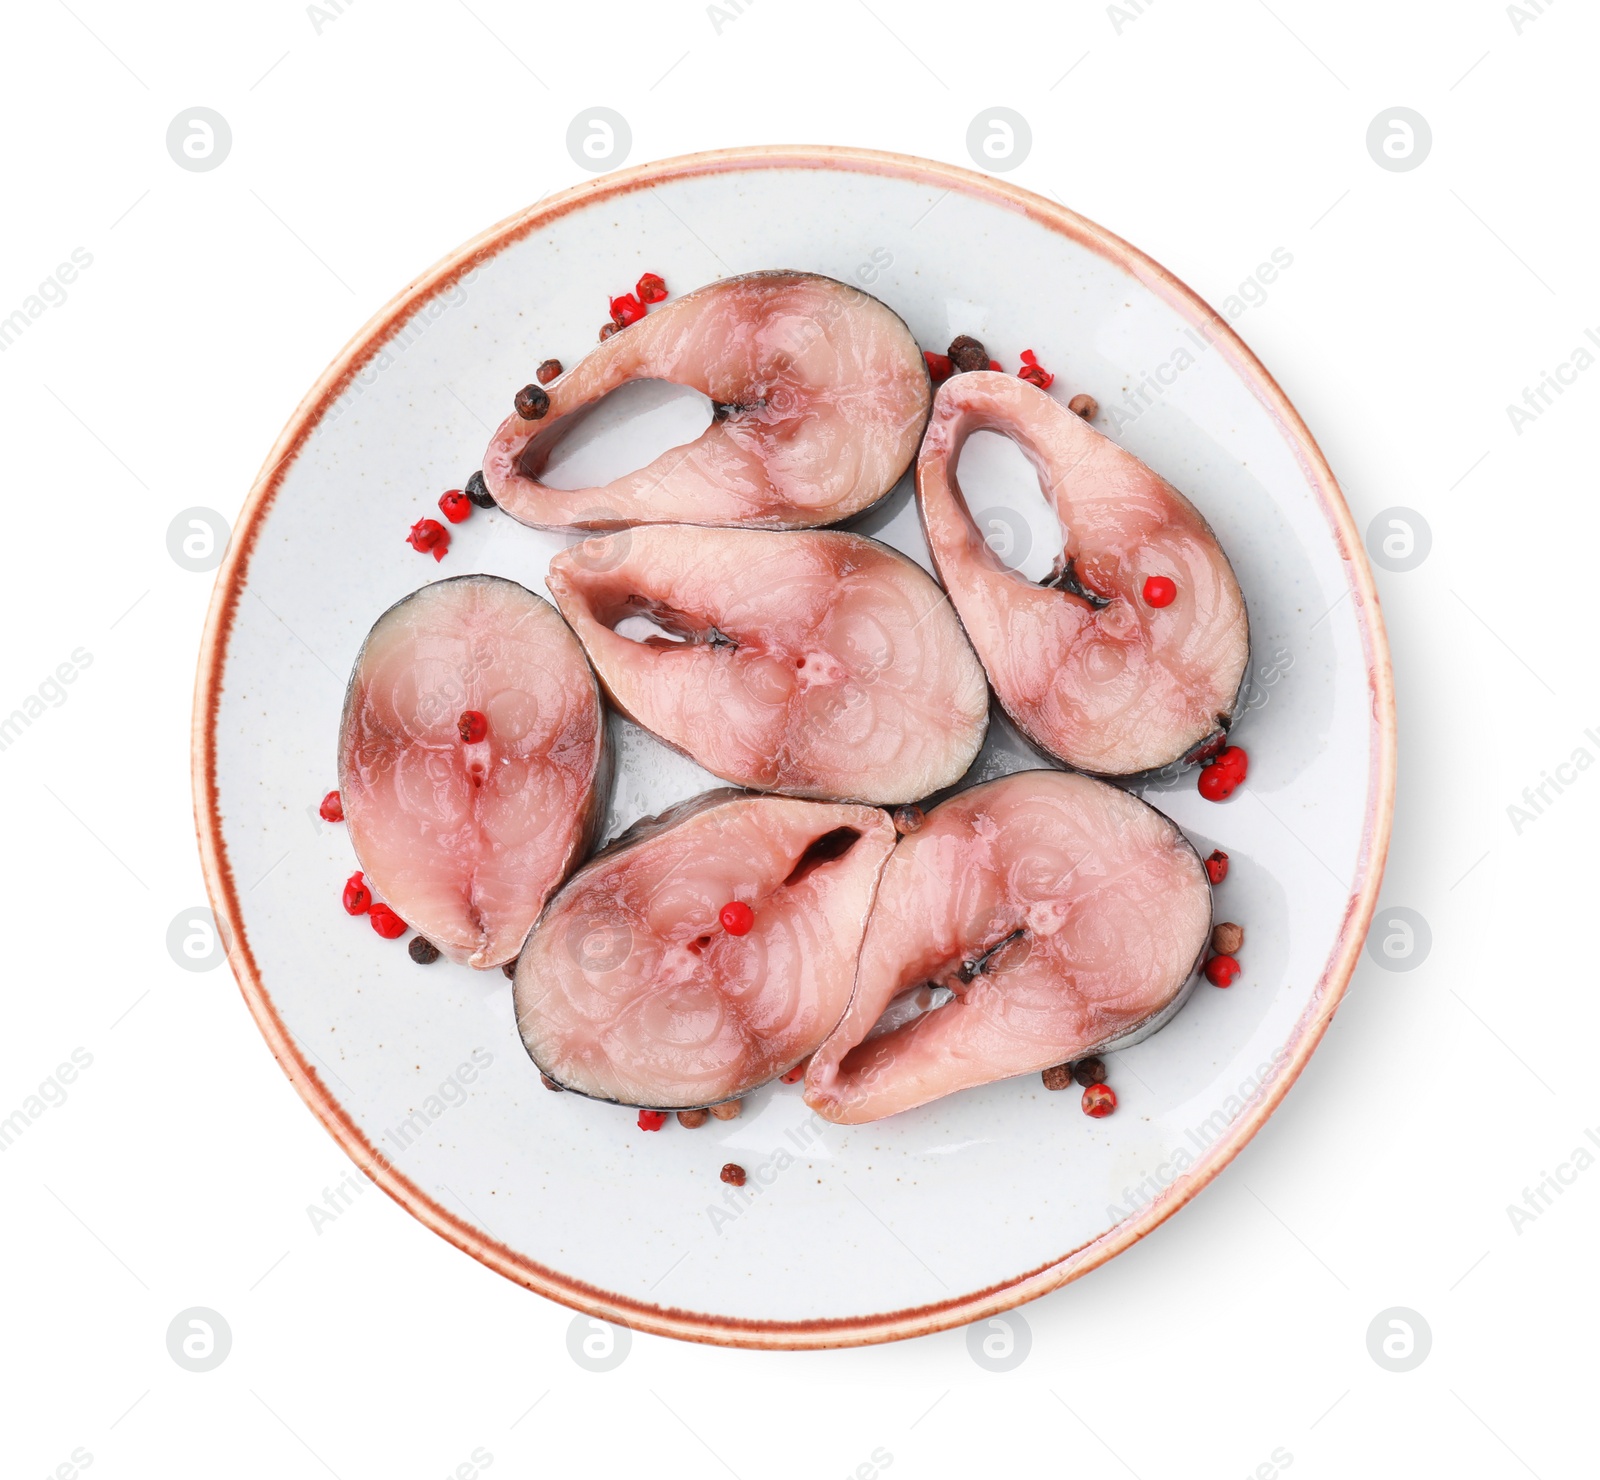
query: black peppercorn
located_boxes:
[464,470,495,509]
[514,383,550,420]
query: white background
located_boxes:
[2,1,1594,1476]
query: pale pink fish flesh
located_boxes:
[337,575,607,969]
[515,790,897,1108]
[483,271,931,530]
[917,371,1250,775]
[547,524,988,805]
[805,769,1211,1125]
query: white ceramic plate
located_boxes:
[194,146,1394,1349]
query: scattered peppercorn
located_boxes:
[406,518,450,562]
[1204,954,1241,987]
[719,901,755,936]
[677,1109,708,1128]
[599,322,620,341]
[536,358,563,384]
[1082,1083,1117,1118]
[408,936,441,965]
[1041,1063,1073,1091]
[637,1109,668,1131]
[1073,1057,1108,1087]
[502,960,518,980]
[465,470,496,509]
[514,383,550,421]
[892,804,925,836]
[709,1099,742,1121]
[1204,849,1229,885]
[988,359,1002,371]
[636,272,668,305]
[924,351,953,382]
[1198,746,1249,802]
[369,903,407,939]
[609,293,646,328]
[438,490,472,524]
[947,334,990,374]
[342,872,371,915]
[1068,393,1098,420]
[720,1163,747,1187]
[780,1057,809,1085]
[1142,575,1177,608]
[541,1073,564,1092]
[457,710,488,744]
[1212,922,1244,956]
[1017,349,1055,390]
[319,790,344,823]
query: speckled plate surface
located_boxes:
[193,145,1394,1349]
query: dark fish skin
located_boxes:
[805,769,1212,1124]
[483,271,932,532]
[337,575,608,969]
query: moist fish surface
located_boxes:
[337,575,607,969]
[805,769,1211,1124]
[917,371,1249,775]
[483,271,931,530]
[547,524,988,805]
[515,790,896,1108]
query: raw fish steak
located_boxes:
[483,271,931,530]
[547,524,988,804]
[337,575,607,968]
[917,371,1249,774]
[805,769,1210,1124]
[514,790,896,1108]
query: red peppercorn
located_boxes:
[406,518,449,562]
[720,1162,747,1186]
[637,1109,667,1132]
[1204,849,1229,885]
[636,272,667,305]
[988,359,1003,372]
[924,351,953,381]
[1204,953,1241,987]
[457,710,487,744]
[342,872,371,915]
[438,490,472,524]
[1082,1083,1117,1118]
[780,1056,810,1085]
[1142,575,1177,608]
[599,322,619,341]
[319,790,344,823]
[536,358,563,385]
[609,293,646,328]
[719,901,755,936]
[1198,749,1246,801]
[369,903,407,939]
[1018,349,1055,390]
